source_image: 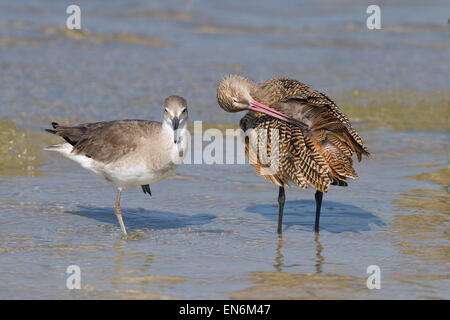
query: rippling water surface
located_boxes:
[0,0,448,299]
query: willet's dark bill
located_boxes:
[216,75,369,233]
[44,95,189,235]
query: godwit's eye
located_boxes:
[232,97,238,103]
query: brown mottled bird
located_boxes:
[217,75,369,233]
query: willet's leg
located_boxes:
[141,184,152,197]
[314,190,323,233]
[277,186,285,234]
[114,187,127,235]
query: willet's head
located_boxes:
[216,74,255,113]
[163,95,188,131]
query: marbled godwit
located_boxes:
[44,95,189,235]
[217,75,369,233]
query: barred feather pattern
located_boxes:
[241,113,334,192]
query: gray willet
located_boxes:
[44,95,189,235]
[217,75,369,233]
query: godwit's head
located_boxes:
[216,74,255,113]
[217,74,303,126]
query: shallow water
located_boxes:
[0,0,449,299]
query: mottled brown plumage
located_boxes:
[46,120,161,164]
[217,74,369,232]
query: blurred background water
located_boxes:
[0,0,448,299]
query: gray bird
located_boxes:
[45,95,189,235]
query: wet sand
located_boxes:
[0,0,449,299]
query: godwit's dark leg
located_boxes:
[141,184,152,197]
[277,186,285,234]
[314,190,323,233]
[114,187,127,235]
